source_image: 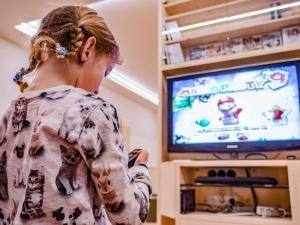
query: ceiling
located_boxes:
[0,0,159,95]
[0,0,97,45]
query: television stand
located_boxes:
[160,160,300,225]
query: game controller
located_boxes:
[128,149,141,168]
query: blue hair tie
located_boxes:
[13,67,30,82]
[55,43,67,58]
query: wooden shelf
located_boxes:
[174,160,294,167]
[164,0,229,16]
[165,0,284,26]
[178,211,293,225]
[181,183,289,189]
[162,42,300,76]
[165,0,247,22]
[165,14,300,47]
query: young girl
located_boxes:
[0,5,151,225]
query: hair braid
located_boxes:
[67,27,85,58]
[29,35,56,71]
[14,5,120,92]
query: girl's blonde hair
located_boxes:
[29,5,120,71]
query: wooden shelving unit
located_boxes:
[162,0,300,64]
[165,14,300,47]
[177,211,293,225]
[158,0,300,225]
[163,42,300,75]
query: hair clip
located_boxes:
[13,67,30,82]
[55,43,67,58]
[13,67,30,92]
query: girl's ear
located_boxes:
[80,36,97,63]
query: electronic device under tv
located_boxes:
[168,60,300,155]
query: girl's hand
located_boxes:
[134,149,149,166]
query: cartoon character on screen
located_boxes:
[173,96,197,112]
[218,96,242,125]
[262,105,291,125]
[194,78,213,103]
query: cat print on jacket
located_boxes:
[0,151,8,200]
[14,143,25,158]
[69,207,82,225]
[96,167,125,214]
[52,207,65,221]
[110,104,120,131]
[58,99,96,143]
[0,116,7,146]
[80,117,105,160]
[12,98,30,133]
[28,134,44,156]
[20,167,45,219]
[115,136,125,153]
[28,112,46,156]
[81,117,96,159]
[39,89,70,100]
[13,167,25,188]
[11,91,70,135]
[0,207,10,225]
[52,207,82,224]
[84,94,119,133]
[134,191,149,222]
[0,87,151,224]
[56,145,82,195]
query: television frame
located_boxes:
[167,60,300,154]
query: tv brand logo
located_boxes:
[226,145,239,149]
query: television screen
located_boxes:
[168,60,300,153]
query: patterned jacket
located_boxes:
[0,85,151,225]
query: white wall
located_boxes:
[0,37,28,115]
[92,0,159,93]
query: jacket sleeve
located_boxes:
[77,103,152,225]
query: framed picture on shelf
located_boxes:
[242,35,262,51]
[282,25,300,45]
[224,38,244,55]
[189,45,207,61]
[205,42,223,58]
[262,31,282,49]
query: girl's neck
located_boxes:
[25,57,81,92]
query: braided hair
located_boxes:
[15,5,120,92]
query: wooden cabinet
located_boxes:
[159,160,300,225]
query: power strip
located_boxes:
[207,195,238,208]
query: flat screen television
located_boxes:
[168,60,300,154]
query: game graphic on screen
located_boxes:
[171,65,300,145]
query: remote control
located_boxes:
[128,149,141,168]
